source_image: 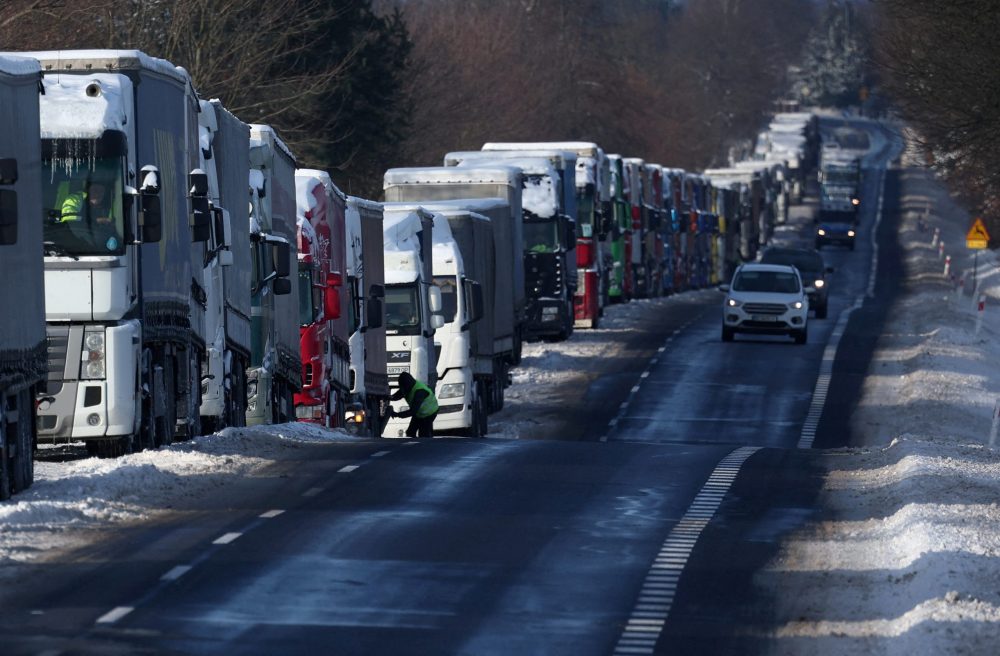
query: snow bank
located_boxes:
[0,423,355,574]
[763,157,1000,654]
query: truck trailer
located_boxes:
[0,54,43,496]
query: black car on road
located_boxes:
[759,247,833,318]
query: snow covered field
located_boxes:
[764,162,1000,654]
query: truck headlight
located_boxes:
[438,383,465,399]
[814,279,825,288]
[847,230,856,237]
[81,328,106,379]
[817,229,827,236]
[852,198,860,206]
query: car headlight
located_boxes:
[852,198,860,206]
[789,301,804,310]
[438,383,465,399]
[726,298,741,308]
[814,279,825,288]
[817,229,827,236]
[847,230,856,237]
[81,328,106,379]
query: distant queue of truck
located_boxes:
[0,48,820,497]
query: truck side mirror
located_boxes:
[463,279,484,325]
[139,165,162,243]
[273,241,290,278]
[0,190,17,245]
[189,170,211,243]
[324,284,341,320]
[431,314,445,330]
[218,250,234,267]
[428,284,443,313]
[0,158,18,185]
[366,296,383,329]
[273,277,291,295]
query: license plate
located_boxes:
[388,366,410,375]
[750,315,779,322]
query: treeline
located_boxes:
[1,0,814,196]
[874,0,1000,234]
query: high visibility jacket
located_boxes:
[59,191,86,222]
[405,379,439,418]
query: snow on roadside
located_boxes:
[763,163,1000,655]
[0,423,355,573]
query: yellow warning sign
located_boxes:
[967,218,990,249]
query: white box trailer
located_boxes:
[0,55,43,497]
[383,166,524,366]
[20,49,211,456]
[198,99,252,431]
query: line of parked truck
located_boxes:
[0,49,821,497]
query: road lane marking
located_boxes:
[404,441,420,446]
[259,509,284,518]
[161,565,192,582]
[95,606,134,625]
[338,465,360,473]
[612,446,760,656]
[371,450,390,458]
[302,487,324,497]
[212,532,242,545]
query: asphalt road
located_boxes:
[0,118,902,656]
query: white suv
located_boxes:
[719,263,811,344]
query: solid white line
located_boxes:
[259,509,284,519]
[371,450,390,458]
[161,565,192,582]
[338,465,360,473]
[95,606,134,624]
[302,487,324,497]
[611,446,760,656]
[404,441,420,446]
[212,532,242,545]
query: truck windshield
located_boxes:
[433,276,458,324]
[523,219,560,254]
[733,270,801,294]
[41,135,127,256]
[385,283,420,335]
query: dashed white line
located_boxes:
[259,509,285,519]
[371,450,390,458]
[338,465,361,473]
[160,565,192,582]
[302,487,324,497]
[95,606,134,625]
[612,446,760,655]
[404,441,420,446]
[212,532,242,545]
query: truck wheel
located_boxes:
[470,393,484,439]
[12,388,34,492]
[0,394,12,500]
[155,359,175,448]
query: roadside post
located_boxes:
[966,217,989,308]
[989,399,1000,448]
[976,295,986,337]
[932,227,940,247]
[943,255,951,276]
[938,241,945,260]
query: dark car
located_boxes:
[815,220,855,252]
[759,247,833,318]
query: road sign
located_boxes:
[967,217,990,249]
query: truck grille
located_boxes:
[46,325,70,395]
[743,302,786,315]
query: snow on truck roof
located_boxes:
[0,54,40,76]
[250,124,295,163]
[384,166,521,187]
[39,75,129,139]
[483,141,602,158]
[385,198,508,215]
[452,149,576,169]
[15,50,190,83]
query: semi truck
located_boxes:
[23,50,211,456]
[0,54,43,497]
[247,124,299,425]
[294,170,350,427]
[197,99,252,432]
[381,206,443,438]
[384,203,489,436]
[482,141,612,328]
[383,166,525,368]
[343,196,389,437]
[607,154,631,303]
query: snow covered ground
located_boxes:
[763,162,1000,654]
[0,423,355,578]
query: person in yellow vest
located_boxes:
[390,371,439,438]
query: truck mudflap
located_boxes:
[574,270,600,328]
